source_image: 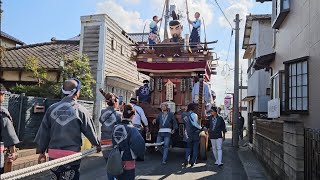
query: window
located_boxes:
[271,71,285,112]
[272,0,290,29]
[111,38,116,50]
[121,45,124,55]
[284,57,309,112]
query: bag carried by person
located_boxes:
[106,145,123,176]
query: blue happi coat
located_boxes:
[112,119,145,161]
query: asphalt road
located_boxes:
[78,132,248,180]
[25,125,249,180]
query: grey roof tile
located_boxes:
[1,40,79,70]
[1,31,25,45]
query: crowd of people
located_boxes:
[0,78,233,180]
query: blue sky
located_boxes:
[2,0,272,105]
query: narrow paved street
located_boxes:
[79,131,248,180]
[26,126,269,180]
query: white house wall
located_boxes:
[270,0,320,129]
[258,21,273,57]
[246,18,272,113]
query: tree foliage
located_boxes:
[10,54,95,99]
[24,56,47,86]
[62,54,96,99]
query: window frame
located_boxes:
[270,70,285,113]
[272,0,290,29]
[284,56,309,114]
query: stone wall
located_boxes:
[281,115,304,180]
[253,115,306,180]
[254,119,285,179]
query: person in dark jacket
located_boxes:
[182,103,201,167]
[152,102,178,165]
[137,80,151,103]
[111,104,145,180]
[206,107,227,166]
[99,92,122,180]
[239,112,245,140]
[0,90,19,174]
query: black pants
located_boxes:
[50,163,80,180]
[116,169,135,180]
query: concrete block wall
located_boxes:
[254,132,285,179]
[282,120,304,180]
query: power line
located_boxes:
[226,30,234,62]
[213,0,234,29]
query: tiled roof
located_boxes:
[1,31,25,45]
[128,33,149,44]
[68,34,80,41]
[1,40,79,70]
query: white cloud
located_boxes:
[125,0,140,4]
[218,0,254,29]
[96,0,145,32]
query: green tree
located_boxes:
[24,56,47,86]
[62,54,95,99]
[11,53,95,99]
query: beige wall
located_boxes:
[1,70,59,82]
[0,38,17,48]
[270,0,320,129]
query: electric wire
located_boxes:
[213,0,234,29]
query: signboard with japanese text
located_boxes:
[268,98,280,118]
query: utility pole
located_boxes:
[164,0,170,40]
[232,14,240,148]
[240,66,243,111]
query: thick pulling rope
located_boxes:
[0,145,111,180]
[1,142,164,180]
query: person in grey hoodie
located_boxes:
[98,91,122,180]
[152,102,178,165]
[35,79,100,180]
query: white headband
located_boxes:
[61,85,77,97]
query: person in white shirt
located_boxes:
[129,98,149,134]
[191,77,213,113]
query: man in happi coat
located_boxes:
[153,103,178,165]
[0,89,19,174]
[35,79,100,180]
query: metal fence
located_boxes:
[305,128,320,180]
[2,93,94,148]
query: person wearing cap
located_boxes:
[110,104,145,180]
[205,107,227,167]
[182,103,202,167]
[35,79,100,180]
[130,98,149,134]
[98,91,122,180]
[137,80,151,103]
[0,90,19,174]
[152,102,178,165]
